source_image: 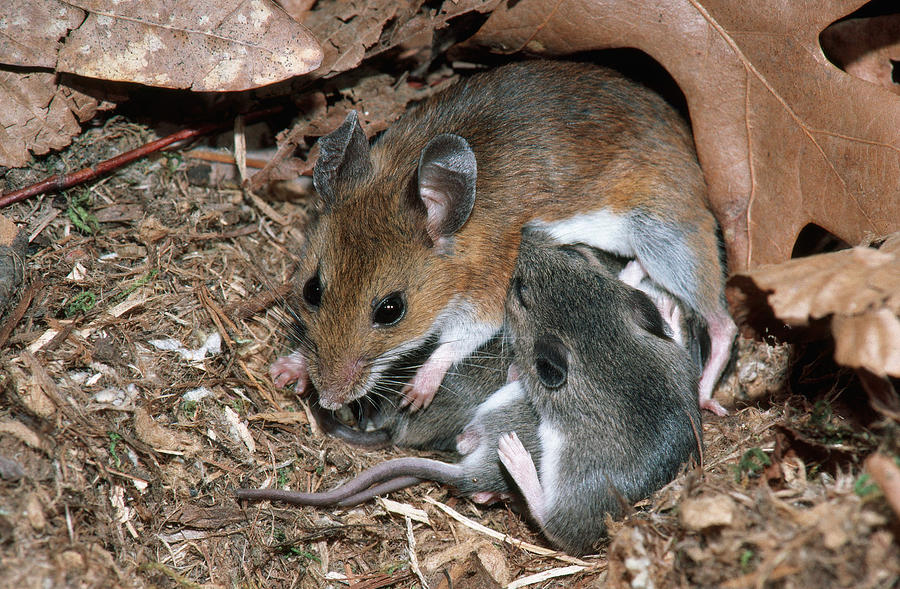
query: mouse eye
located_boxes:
[512,277,530,309]
[373,292,406,326]
[302,273,322,307]
[533,334,568,389]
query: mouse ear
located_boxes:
[533,334,568,389]
[313,111,372,205]
[629,289,670,341]
[417,133,477,246]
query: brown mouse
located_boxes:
[270,59,736,415]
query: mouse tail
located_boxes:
[235,457,463,507]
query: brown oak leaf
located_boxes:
[469,0,900,271]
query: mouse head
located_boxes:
[505,231,672,403]
[291,111,479,409]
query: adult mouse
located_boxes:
[239,231,702,555]
[269,59,736,416]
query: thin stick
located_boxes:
[0,106,282,208]
[421,496,592,567]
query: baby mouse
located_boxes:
[238,231,701,555]
[496,229,702,555]
[270,59,736,416]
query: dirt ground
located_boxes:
[1,91,899,588]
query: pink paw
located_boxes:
[269,351,308,395]
[470,491,503,504]
[497,432,535,481]
[400,358,447,412]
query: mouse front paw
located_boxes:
[270,351,309,395]
[400,354,452,412]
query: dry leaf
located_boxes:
[56,0,322,91]
[0,71,100,168]
[833,311,900,377]
[133,407,197,453]
[0,1,86,68]
[300,0,499,78]
[469,0,900,270]
[732,234,900,377]
[738,245,899,325]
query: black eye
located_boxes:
[533,334,568,389]
[372,292,406,326]
[303,273,322,307]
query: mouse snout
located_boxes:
[313,354,371,409]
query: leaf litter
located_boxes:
[1,1,900,587]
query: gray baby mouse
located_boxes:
[238,231,701,555]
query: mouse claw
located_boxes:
[270,351,309,395]
[399,379,436,412]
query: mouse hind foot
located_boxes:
[498,431,547,527]
[698,312,737,416]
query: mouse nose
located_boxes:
[316,354,370,409]
[335,356,366,389]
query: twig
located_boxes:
[0,279,42,349]
[506,565,587,589]
[406,516,429,589]
[0,106,282,208]
[421,496,592,567]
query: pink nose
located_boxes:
[335,356,366,390]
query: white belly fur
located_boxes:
[528,209,633,257]
[537,421,564,512]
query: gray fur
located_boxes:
[504,229,701,555]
